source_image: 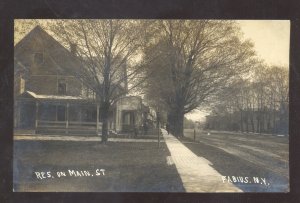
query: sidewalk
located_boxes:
[161,129,242,192]
[14,135,162,142]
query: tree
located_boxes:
[263,66,289,134]
[205,65,289,135]
[142,20,257,137]
[49,20,150,143]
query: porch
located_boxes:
[15,91,104,135]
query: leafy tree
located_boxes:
[206,65,289,135]
[49,20,151,143]
[142,20,257,137]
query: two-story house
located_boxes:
[14,26,147,135]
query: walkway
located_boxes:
[161,129,242,192]
[14,135,161,142]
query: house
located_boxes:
[14,26,147,135]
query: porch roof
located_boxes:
[26,91,83,100]
[19,91,96,103]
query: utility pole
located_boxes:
[157,110,160,148]
[194,121,201,141]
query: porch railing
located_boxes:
[36,120,102,135]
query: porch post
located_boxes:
[79,105,82,122]
[17,101,21,128]
[66,102,69,134]
[14,101,18,128]
[35,101,39,129]
[96,103,100,135]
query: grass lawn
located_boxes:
[13,140,185,192]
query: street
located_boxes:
[182,129,289,192]
[13,130,289,192]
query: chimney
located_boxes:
[70,43,77,55]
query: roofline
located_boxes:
[15,25,82,74]
[115,95,142,101]
[15,25,76,60]
[15,25,43,48]
[18,91,97,103]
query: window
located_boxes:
[123,111,135,125]
[58,80,67,95]
[82,108,96,122]
[123,112,131,125]
[57,105,66,121]
[82,86,96,99]
[34,52,44,64]
[82,86,88,98]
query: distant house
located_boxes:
[14,26,148,135]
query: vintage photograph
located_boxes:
[13,19,289,192]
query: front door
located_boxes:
[122,111,135,132]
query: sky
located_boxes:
[186,20,290,122]
[238,20,290,67]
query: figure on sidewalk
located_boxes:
[166,123,170,135]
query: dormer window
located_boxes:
[58,79,67,95]
[34,52,44,64]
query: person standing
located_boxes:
[166,123,170,135]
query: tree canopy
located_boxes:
[141,20,259,137]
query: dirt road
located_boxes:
[182,129,289,192]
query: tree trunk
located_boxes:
[273,109,276,134]
[168,108,184,138]
[256,111,260,133]
[267,111,271,133]
[250,114,255,133]
[102,117,108,143]
[100,101,110,144]
[240,110,244,132]
[245,118,249,133]
[175,112,184,138]
[261,110,265,133]
[229,112,232,131]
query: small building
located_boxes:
[114,96,143,133]
[14,26,146,135]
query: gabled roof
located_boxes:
[15,26,66,54]
[15,26,82,76]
